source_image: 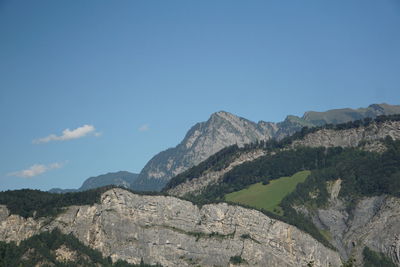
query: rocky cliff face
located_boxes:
[0,188,341,267]
[133,104,400,191]
[133,111,278,191]
[298,180,400,266]
[291,120,400,151]
[165,119,400,198]
[166,149,267,197]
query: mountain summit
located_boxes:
[132,103,400,191]
[132,111,276,191]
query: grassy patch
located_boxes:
[225,170,310,214]
[319,229,332,241]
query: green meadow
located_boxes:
[225,170,310,214]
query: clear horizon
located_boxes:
[1,0,399,191]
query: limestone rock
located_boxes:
[0,188,341,267]
[166,149,267,197]
[292,120,400,150]
[133,111,277,191]
[134,104,400,191]
[305,180,400,266]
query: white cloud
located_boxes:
[7,162,66,178]
[33,124,98,144]
[138,124,150,132]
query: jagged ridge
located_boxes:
[134,104,400,191]
[0,188,341,267]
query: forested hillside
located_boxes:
[163,114,400,265]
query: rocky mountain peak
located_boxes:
[132,103,400,192]
[133,111,275,191]
[209,110,234,119]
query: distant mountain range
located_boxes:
[49,171,138,193]
[132,103,400,191]
[5,113,400,266]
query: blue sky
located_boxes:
[1,0,399,191]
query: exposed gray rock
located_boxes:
[134,104,400,191]
[304,179,400,266]
[167,149,267,197]
[134,111,278,191]
[292,120,400,150]
[166,118,400,197]
[0,188,341,267]
[0,213,44,244]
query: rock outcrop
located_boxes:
[302,179,400,266]
[133,111,278,191]
[166,149,267,197]
[133,104,400,191]
[0,188,341,267]
[291,120,400,151]
[165,119,400,198]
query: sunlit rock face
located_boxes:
[0,188,341,267]
[134,104,400,191]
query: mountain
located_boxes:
[49,171,139,193]
[79,171,138,191]
[134,103,400,191]
[48,188,78,193]
[132,111,278,191]
[2,112,400,266]
[301,103,400,125]
[164,114,400,266]
[165,115,400,197]
[0,188,341,267]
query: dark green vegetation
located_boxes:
[1,115,399,263]
[140,104,400,192]
[0,229,160,267]
[186,146,346,204]
[282,136,400,211]
[0,186,164,219]
[164,145,241,190]
[301,103,400,126]
[229,255,247,265]
[165,114,400,191]
[0,186,115,218]
[225,170,310,214]
[182,137,400,249]
[166,115,400,250]
[363,246,396,267]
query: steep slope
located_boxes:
[50,171,139,193]
[133,111,277,191]
[134,103,400,191]
[166,148,267,197]
[0,188,341,267]
[164,115,400,266]
[0,229,144,266]
[304,183,400,266]
[166,116,400,198]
